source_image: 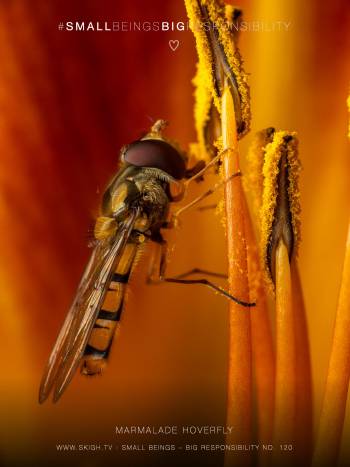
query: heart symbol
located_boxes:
[169,40,179,51]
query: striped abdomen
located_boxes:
[81,242,137,375]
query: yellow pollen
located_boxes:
[260,130,301,290]
[184,0,251,160]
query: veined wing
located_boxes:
[39,240,107,402]
[39,209,138,403]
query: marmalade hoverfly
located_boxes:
[39,120,254,404]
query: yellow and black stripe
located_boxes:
[81,242,137,375]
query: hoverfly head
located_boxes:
[121,119,187,180]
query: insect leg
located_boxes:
[175,148,239,203]
[172,170,241,221]
[184,149,226,186]
[146,236,168,283]
[171,268,227,280]
[177,148,232,202]
[147,238,255,307]
[164,277,255,307]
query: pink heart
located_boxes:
[169,40,179,51]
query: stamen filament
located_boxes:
[312,219,350,466]
[222,83,252,467]
[273,239,296,466]
[292,259,313,465]
[243,194,275,461]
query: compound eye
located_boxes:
[124,139,186,180]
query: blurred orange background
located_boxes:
[0,1,349,466]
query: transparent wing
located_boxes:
[39,210,138,403]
